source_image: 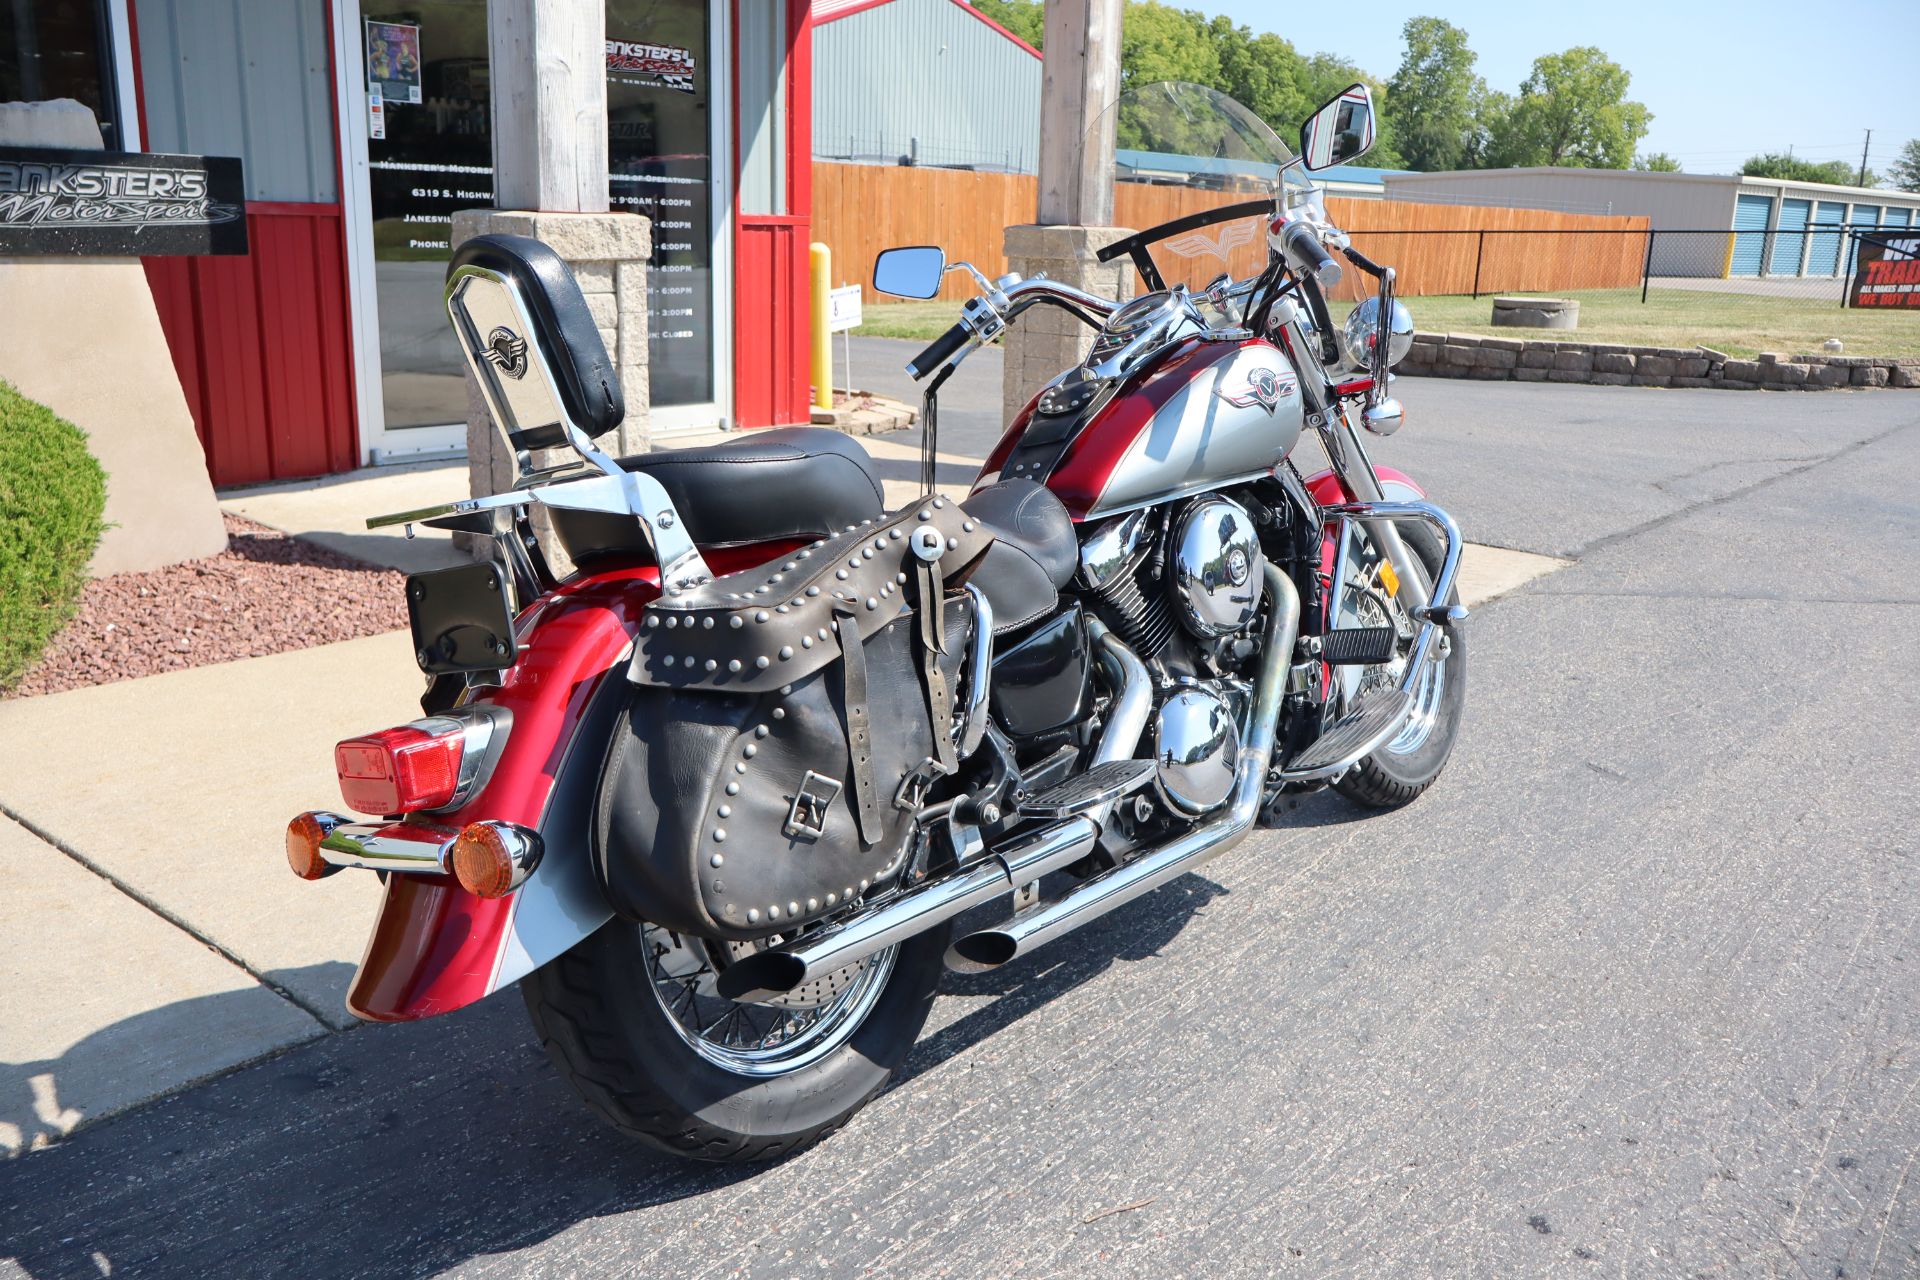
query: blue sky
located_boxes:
[1205,0,1920,177]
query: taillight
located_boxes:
[335,723,465,815]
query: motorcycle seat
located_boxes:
[960,479,1078,632]
[549,427,886,563]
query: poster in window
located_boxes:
[366,22,423,105]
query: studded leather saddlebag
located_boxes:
[592,498,994,942]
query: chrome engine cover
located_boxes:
[1170,497,1266,637]
[1153,687,1241,815]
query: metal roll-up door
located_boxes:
[1883,207,1913,229]
[1846,205,1880,277]
[1769,198,1810,275]
[1808,201,1844,275]
[1731,193,1771,276]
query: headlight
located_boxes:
[1340,297,1414,371]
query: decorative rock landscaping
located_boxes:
[1401,333,1920,391]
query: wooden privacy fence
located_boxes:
[814,161,1651,304]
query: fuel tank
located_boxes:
[977,338,1305,520]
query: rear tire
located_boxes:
[1334,521,1467,809]
[522,917,948,1163]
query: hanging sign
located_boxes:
[1849,231,1920,309]
[366,21,423,105]
[605,39,698,94]
[0,147,247,256]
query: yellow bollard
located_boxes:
[809,242,833,412]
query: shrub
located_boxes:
[0,381,107,690]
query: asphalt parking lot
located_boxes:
[4,352,1916,1278]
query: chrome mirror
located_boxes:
[1299,83,1376,171]
[873,245,946,299]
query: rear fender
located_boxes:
[346,544,797,1023]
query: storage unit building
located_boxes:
[813,0,1039,173]
[1381,167,1920,280]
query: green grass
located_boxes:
[856,301,967,342]
[0,381,107,690]
[871,289,1920,361]
[1408,288,1920,361]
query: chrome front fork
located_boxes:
[1318,407,1434,619]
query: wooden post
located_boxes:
[488,0,609,213]
[1035,0,1123,227]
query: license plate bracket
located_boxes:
[407,561,517,676]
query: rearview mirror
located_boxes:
[1299,83,1375,171]
[873,245,946,299]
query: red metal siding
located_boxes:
[732,0,814,429]
[143,202,359,487]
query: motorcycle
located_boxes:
[285,80,1465,1162]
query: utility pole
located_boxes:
[1859,129,1872,187]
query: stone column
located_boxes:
[459,0,652,519]
[1000,0,1131,424]
[999,224,1134,424]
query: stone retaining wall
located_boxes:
[1402,333,1920,391]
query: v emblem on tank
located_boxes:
[1216,363,1296,414]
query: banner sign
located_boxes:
[0,147,247,256]
[1849,232,1920,309]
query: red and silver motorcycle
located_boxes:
[286,81,1464,1161]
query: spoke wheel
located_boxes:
[640,924,897,1078]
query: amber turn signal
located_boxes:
[450,821,541,899]
[286,812,339,881]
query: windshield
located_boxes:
[1088,81,1316,293]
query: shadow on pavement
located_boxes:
[0,963,346,1161]
[0,880,1223,1278]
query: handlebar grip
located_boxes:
[1342,245,1387,278]
[1284,221,1343,290]
[907,322,972,380]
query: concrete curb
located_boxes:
[1402,331,1920,391]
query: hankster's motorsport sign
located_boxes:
[0,147,247,256]
[1849,231,1920,309]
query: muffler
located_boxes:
[716,815,1099,1002]
[947,564,1300,972]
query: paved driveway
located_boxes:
[4,368,1917,1278]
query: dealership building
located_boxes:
[1382,167,1920,279]
[2,0,815,487]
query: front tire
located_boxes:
[522,917,948,1162]
[1333,521,1467,808]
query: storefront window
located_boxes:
[1,0,124,147]
[361,0,715,433]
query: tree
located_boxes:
[1884,140,1920,192]
[1386,17,1484,173]
[1741,153,1875,187]
[1483,46,1651,169]
[1633,152,1681,172]
[971,0,1043,50]
[1119,2,1220,91]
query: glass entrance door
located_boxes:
[352,0,726,457]
[360,0,492,443]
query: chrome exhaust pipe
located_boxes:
[947,564,1300,973]
[1087,617,1152,766]
[716,815,1100,1002]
